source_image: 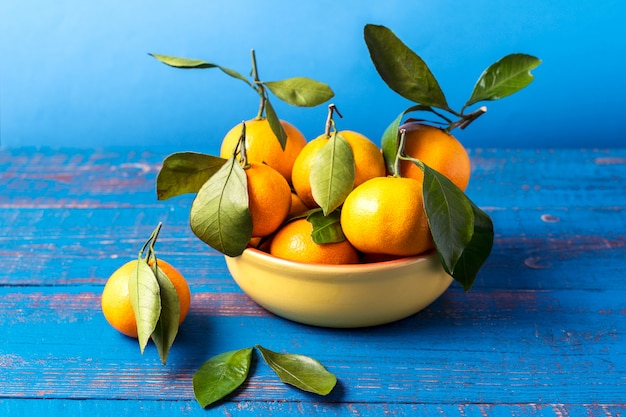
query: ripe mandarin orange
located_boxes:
[270,218,359,265]
[220,118,306,184]
[101,259,191,338]
[245,162,292,237]
[399,123,471,191]
[288,192,309,218]
[291,130,386,208]
[340,176,434,257]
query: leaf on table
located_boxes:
[150,264,181,365]
[466,53,542,106]
[310,132,355,215]
[156,152,227,200]
[263,77,335,107]
[193,347,253,408]
[264,99,288,151]
[363,24,449,111]
[256,345,337,395]
[149,53,252,87]
[128,259,161,353]
[189,156,252,257]
[307,209,346,244]
[421,164,474,275]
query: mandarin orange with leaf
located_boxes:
[399,123,471,191]
[220,118,306,184]
[101,259,191,338]
[270,218,359,265]
[291,130,385,208]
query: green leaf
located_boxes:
[128,259,161,353]
[307,210,346,244]
[422,164,474,274]
[256,345,337,396]
[189,157,252,257]
[466,53,541,106]
[452,201,494,291]
[263,77,335,107]
[310,132,355,215]
[364,24,449,110]
[264,99,288,151]
[150,264,181,365]
[156,152,227,200]
[193,347,253,408]
[149,53,252,87]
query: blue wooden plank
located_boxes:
[2,147,626,415]
[2,399,624,417]
[2,205,625,290]
[2,148,626,210]
[1,286,624,404]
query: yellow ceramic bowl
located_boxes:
[224,248,453,328]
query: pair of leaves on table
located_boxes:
[193,345,337,408]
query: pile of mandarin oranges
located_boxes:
[219,115,471,265]
[101,114,470,338]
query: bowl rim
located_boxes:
[226,247,442,279]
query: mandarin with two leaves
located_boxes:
[101,259,191,338]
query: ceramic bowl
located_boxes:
[224,248,453,328]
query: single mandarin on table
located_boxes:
[101,259,191,338]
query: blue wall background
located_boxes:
[1,1,625,150]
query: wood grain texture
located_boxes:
[1,147,625,415]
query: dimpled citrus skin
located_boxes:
[399,123,471,191]
[291,130,386,208]
[220,118,307,184]
[340,176,434,257]
[101,259,191,338]
[270,218,360,265]
[245,162,292,237]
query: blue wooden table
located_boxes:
[1,147,625,416]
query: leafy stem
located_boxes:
[364,23,541,137]
[251,49,267,120]
[446,106,488,132]
[139,222,163,264]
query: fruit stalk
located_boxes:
[140,222,163,262]
[448,106,488,132]
[324,104,342,137]
[251,49,266,120]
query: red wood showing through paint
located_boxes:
[0,147,625,416]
